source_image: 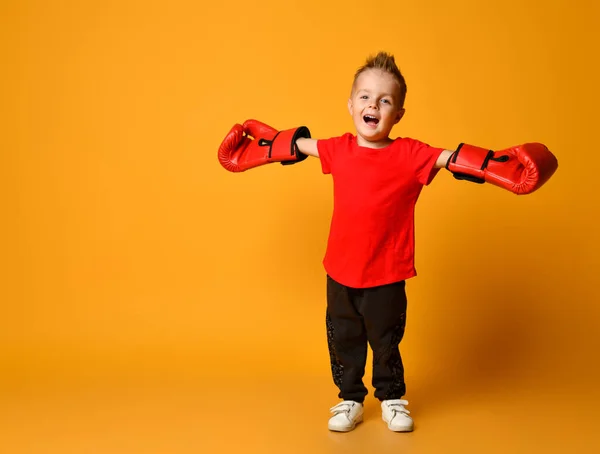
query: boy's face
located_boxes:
[348,69,405,148]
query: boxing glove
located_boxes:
[218,119,311,172]
[446,142,558,195]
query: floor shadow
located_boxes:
[407,270,559,416]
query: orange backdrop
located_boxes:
[2,0,599,411]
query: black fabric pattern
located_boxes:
[382,317,407,400]
[325,275,408,403]
[326,312,344,390]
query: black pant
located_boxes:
[325,275,408,403]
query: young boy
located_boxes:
[217,52,558,433]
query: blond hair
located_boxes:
[353,51,407,107]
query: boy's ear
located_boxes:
[394,108,406,124]
[348,98,355,116]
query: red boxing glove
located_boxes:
[446,143,558,195]
[218,119,310,172]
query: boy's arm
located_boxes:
[296,137,319,157]
[434,150,454,169]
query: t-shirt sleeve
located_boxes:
[408,139,445,186]
[317,135,347,175]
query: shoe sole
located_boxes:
[382,416,413,432]
[328,414,363,432]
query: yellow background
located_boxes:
[2,0,599,452]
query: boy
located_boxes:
[217,52,558,432]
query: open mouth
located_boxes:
[363,115,379,126]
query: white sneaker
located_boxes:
[328,401,363,432]
[381,399,413,432]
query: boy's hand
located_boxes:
[445,143,558,195]
[218,120,311,172]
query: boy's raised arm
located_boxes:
[435,150,454,169]
[296,138,319,158]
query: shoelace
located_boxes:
[386,399,411,416]
[330,401,355,416]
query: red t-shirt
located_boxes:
[317,133,444,288]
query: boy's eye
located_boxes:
[381,99,390,104]
[360,95,368,99]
